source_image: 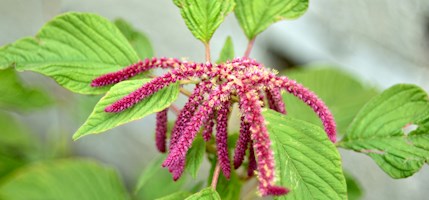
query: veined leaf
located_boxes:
[234,0,308,39]
[217,36,234,63]
[73,79,179,140]
[185,187,221,200]
[174,0,235,43]
[263,109,347,200]
[0,159,129,200]
[0,68,52,110]
[114,19,154,59]
[185,134,206,179]
[339,84,429,178]
[281,67,378,135]
[135,155,188,200]
[0,12,139,94]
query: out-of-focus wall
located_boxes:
[1,0,428,199]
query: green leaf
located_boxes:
[174,0,235,43]
[0,159,129,200]
[0,112,34,178]
[338,84,429,178]
[156,191,192,200]
[73,79,179,140]
[234,0,309,39]
[344,171,363,200]
[185,187,221,200]
[185,134,206,178]
[0,68,52,111]
[263,109,347,200]
[114,19,154,59]
[281,67,378,135]
[217,36,234,63]
[0,12,139,94]
[135,155,188,200]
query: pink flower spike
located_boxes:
[162,84,229,178]
[233,116,251,169]
[202,115,215,142]
[247,140,257,177]
[238,87,288,196]
[155,108,168,153]
[216,100,231,179]
[170,81,212,149]
[91,57,182,87]
[266,88,286,114]
[105,65,207,113]
[275,76,337,142]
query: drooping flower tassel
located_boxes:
[216,100,231,179]
[155,108,168,153]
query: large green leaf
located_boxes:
[0,68,52,111]
[174,0,235,43]
[263,109,347,200]
[0,159,129,200]
[185,187,221,200]
[135,155,188,200]
[234,0,308,39]
[0,12,139,94]
[185,134,206,178]
[73,79,179,140]
[216,36,234,63]
[114,19,154,59]
[338,84,429,178]
[282,67,378,135]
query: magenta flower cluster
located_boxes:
[91,57,337,196]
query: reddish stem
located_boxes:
[204,42,211,62]
[211,162,221,189]
[244,38,256,58]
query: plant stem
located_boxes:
[170,104,181,116]
[179,87,193,97]
[205,42,211,62]
[211,162,221,189]
[244,38,256,58]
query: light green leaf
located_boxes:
[338,84,429,178]
[73,79,180,140]
[0,68,52,111]
[156,191,192,200]
[185,187,221,200]
[0,12,139,94]
[114,19,154,59]
[234,0,309,39]
[0,159,129,200]
[282,67,378,135]
[135,155,188,200]
[263,109,347,200]
[344,171,363,200]
[217,36,234,63]
[185,134,206,178]
[174,0,235,43]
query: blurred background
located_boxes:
[0,0,428,199]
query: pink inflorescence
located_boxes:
[91,57,337,196]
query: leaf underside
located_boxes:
[234,0,308,39]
